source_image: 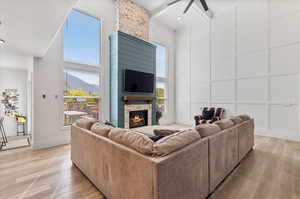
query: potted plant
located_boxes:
[156,106,163,125]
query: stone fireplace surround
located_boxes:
[124,104,152,129]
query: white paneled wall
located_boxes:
[175,0,300,141]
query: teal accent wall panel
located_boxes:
[110,31,157,128]
[109,33,119,127]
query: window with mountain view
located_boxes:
[63,69,100,126]
[63,10,101,126]
[153,42,168,114]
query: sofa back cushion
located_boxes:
[76,118,97,130]
[238,114,251,121]
[214,119,235,130]
[230,116,243,125]
[153,129,201,156]
[195,124,222,138]
[90,122,113,137]
[109,128,154,155]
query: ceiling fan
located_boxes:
[167,0,213,18]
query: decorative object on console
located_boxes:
[156,108,162,125]
[1,89,19,117]
[194,107,225,126]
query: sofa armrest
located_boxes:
[152,138,209,199]
[208,127,238,192]
[71,125,156,199]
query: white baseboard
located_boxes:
[255,128,300,142]
[32,133,70,149]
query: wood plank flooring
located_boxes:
[0,136,299,199]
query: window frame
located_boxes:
[63,9,102,67]
[153,42,169,114]
[62,9,103,127]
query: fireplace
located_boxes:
[124,104,152,129]
[129,110,148,128]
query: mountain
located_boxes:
[64,72,100,94]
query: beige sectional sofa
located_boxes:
[71,115,254,199]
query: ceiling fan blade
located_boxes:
[183,0,195,14]
[167,0,182,6]
[199,0,209,11]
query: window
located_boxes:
[153,43,168,114]
[63,10,101,126]
[63,69,100,126]
[64,10,101,66]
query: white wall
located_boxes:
[175,0,300,141]
[32,0,116,149]
[175,21,210,125]
[33,29,66,149]
[149,19,176,124]
[0,69,28,136]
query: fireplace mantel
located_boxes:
[123,96,156,102]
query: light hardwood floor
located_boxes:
[0,136,299,199]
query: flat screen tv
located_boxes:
[124,69,154,93]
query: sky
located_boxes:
[64,10,100,66]
[154,42,167,78]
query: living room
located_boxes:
[0,0,299,198]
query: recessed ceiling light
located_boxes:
[0,39,5,44]
[177,15,182,21]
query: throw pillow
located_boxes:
[214,119,235,130]
[195,124,222,138]
[75,118,97,130]
[230,116,243,125]
[90,122,113,137]
[153,129,180,136]
[104,120,116,128]
[202,109,215,120]
[153,129,201,156]
[149,135,166,142]
[109,128,154,155]
[238,115,251,121]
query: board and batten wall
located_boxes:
[175,0,300,141]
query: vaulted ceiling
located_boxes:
[132,0,238,29]
[0,0,77,58]
[0,0,237,62]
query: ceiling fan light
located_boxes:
[206,9,214,18]
[0,39,5,44]
[177,15,183,20]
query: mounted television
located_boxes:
[124,69,154,93]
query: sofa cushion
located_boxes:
[109,128,154,155]
[149,135,166,142]
[153,129,180,136]
[238,114,251,121]
[230,116,243,125]
[214,119,235,130]
[153,129,201,156]
[195,124,222,138]
[90,122,113,137]
[75,118,97,130]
